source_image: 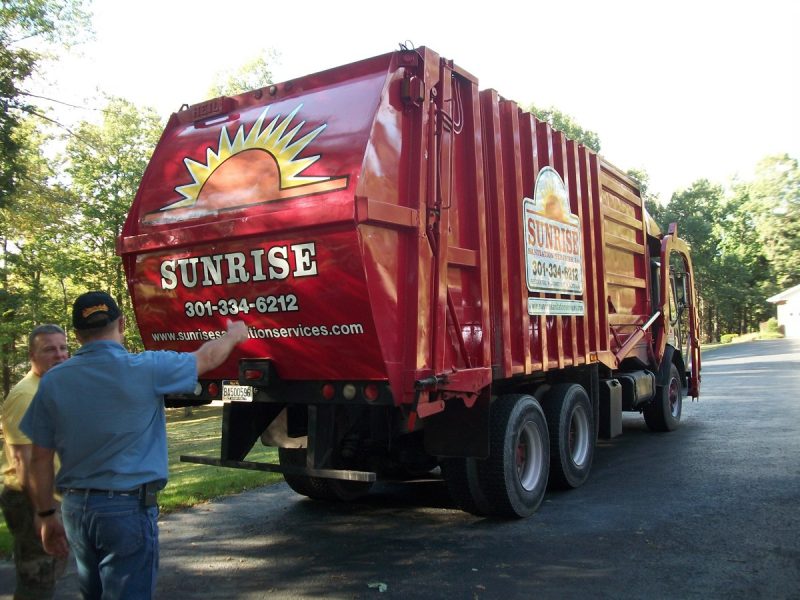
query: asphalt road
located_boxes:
[2,338,798,599]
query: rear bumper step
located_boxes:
[180,454,376,482]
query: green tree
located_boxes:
[526,103,601,152]
[0,0,90,207]
[659,180,725,342]
[0,119,80,393]
[0,1,90,393]
[65,97,162,350]
[713,186,772,335]
[206,49,279,98]
[744,154,800,290]
[0,41,33,207]
[657,168,796,341]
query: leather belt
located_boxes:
[62,482,160,506]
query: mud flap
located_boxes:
[656,345,676,388]
[423,390,490,459]
[221,401,285,461]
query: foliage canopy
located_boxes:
[206,49,279,98]
[0,0,90,207]
[527,103,601,152]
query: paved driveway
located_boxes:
[2,338,799,599]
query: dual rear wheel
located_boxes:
[280,370,679,513]
[543,384,595,489]
[443,385,595,518]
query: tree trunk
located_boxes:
[32,269,41,324]
[59,277,70,345]
[1,236,9,396]
[2,339,13,398]
[706,303,715,342]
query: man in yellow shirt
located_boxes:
[1,324,69,599]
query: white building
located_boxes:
[767,283,800,338]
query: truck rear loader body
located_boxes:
[120,46,701,517]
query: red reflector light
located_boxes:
[322,384,335,400]
[207,382,219,397]
[244,369,262,381]
[364,384,379,402]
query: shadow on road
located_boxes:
[2,339,797,599]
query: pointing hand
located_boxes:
[226,320,249,344]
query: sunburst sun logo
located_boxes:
[143,104,348,225]
[531,167,576,224]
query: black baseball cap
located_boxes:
[72,291,121,330]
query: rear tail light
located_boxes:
[207,382,220,398]
[321,383,335,400]
[363,383,379,402]
[244,369,262,381]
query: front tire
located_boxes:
[479,394,550,518]
[543,384,595,489]
[644,363,682,432]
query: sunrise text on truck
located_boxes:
[527,218,580,256]
[159,242,318,290]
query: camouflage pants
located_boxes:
[0,488,66,600]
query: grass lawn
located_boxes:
[1,405,282,559]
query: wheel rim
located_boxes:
[515,419,545,491]
[568,404,590,467]
[668,377,681,417]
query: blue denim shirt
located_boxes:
[21,340,197,491]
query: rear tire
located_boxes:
[478,394,549,518]
[323,478,373,502]
[543,384,595,489]
[278,448,372,501]
[644,363,682,432]
[441,457,491,516]
[279,448,331,499]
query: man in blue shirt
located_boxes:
[20,291,248,599]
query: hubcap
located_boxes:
[568,405,590,467]
[669,377,681,417]
[516,419,545,491]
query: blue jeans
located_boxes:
[61,491,159,600]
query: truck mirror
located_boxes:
[672,271,688,309]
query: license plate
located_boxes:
[222,380,253,402]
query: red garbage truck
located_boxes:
[119,45,701,517]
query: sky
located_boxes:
[32,0,800,202]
